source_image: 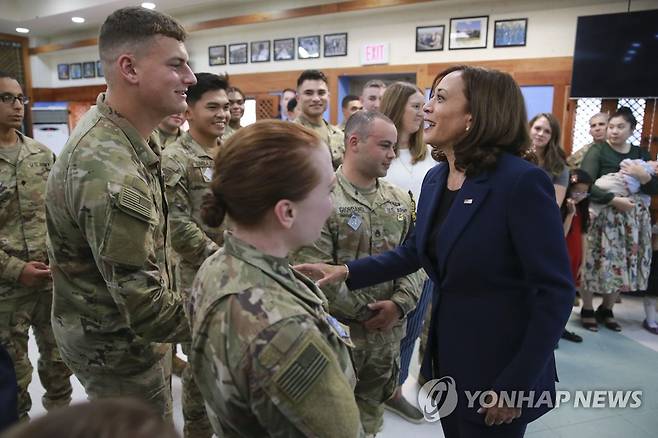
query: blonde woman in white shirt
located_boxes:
[382,82,435,202]
[380,81,436,423]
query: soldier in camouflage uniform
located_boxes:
[0,71,72,420]
[189,120,364,437]
[566,112,609,169]
[162,72,229,438]
[157,113,187,379]
[223,86,244,142]
[294,111,423,435]
[293,70,345,170]
[44,7,194,418]
[156,112,185,149]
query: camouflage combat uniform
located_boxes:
[45,93,190,418]
[294,168,422,434]
[222,125,237,142]
[155,126,185,398]
[567,141,596,169]
[162,131,223,438]
[190,232,364,438]
[156,127,183,149]
[294,115,344,170]
[0,131,72,419]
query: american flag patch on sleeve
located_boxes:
[275,343,328,402]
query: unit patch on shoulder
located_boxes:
[275,342,328,402]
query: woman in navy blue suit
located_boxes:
[296,65,575,437]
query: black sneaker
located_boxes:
[561,330,583,343]
[384,396,424,424]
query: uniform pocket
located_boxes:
[0,180,15,204]
[100,184,157,267]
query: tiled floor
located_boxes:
[25,296,658,437]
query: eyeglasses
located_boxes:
[0,93,29,105]
[572,191,589,198]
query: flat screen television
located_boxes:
[571,9,658,98]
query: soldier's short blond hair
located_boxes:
[99,7,187,67]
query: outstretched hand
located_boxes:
[293,263,348,287]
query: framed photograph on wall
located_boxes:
[449,16,489,50]
[229,43,248,64]
[250,40,271,63]
[494,18,528,47]
[274,38,295,61]
[57,63,69,80]
[96,60,103,77]
[324,33,347,57]
[297,35,320,59]
[416,25,445,51]
[70,63,82,79]
[208,45,226,66]
[83,61,96,78]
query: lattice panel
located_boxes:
[256,96,277,120]
[571,98,602,153]
[618,98,646,147]
[0,40,25,87]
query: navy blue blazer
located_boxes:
[347,152,575,424]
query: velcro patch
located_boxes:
[118,186,153,221]
[276,343,328,402]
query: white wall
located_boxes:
[30,0,658,89]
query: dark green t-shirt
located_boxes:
[580,142,658,204]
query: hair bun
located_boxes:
[201,192,226,228]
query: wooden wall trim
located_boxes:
[228,56,573,122]
[29,0,435,55]
[33,56,574,134]
[29,38,100,56]
[33,85,106,102]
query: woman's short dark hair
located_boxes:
[610,106,637,131]
[430,65,531,176]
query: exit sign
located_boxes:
[361,43,389,65]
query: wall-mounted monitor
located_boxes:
[571,9,658,98]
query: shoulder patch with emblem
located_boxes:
[276,342,328,402]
